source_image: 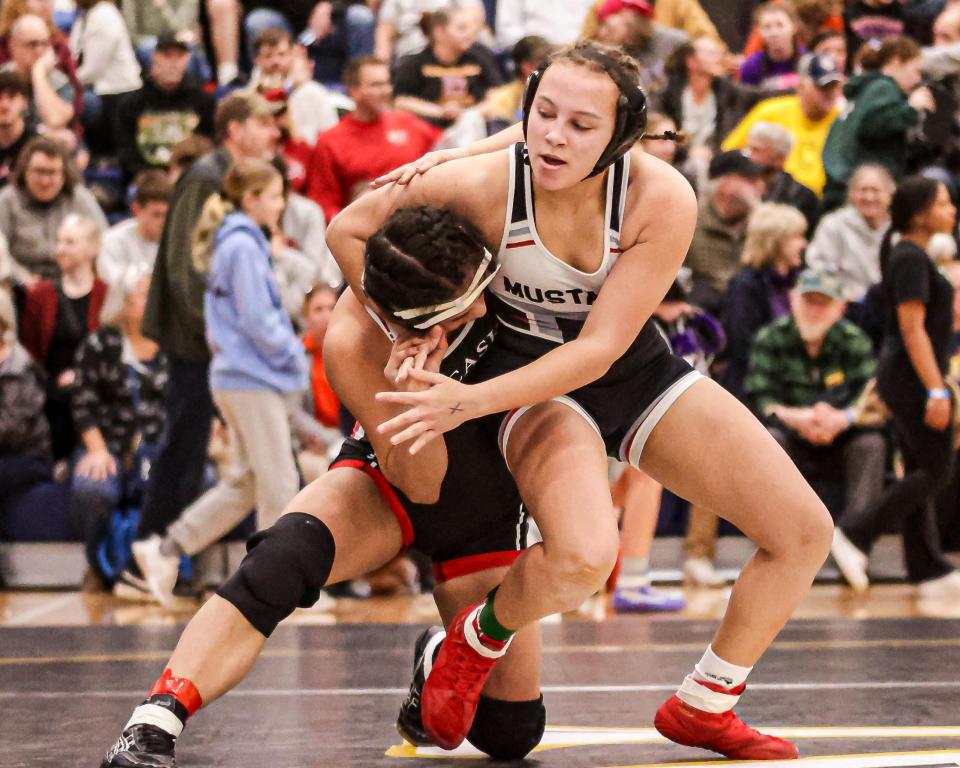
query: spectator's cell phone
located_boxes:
[298,30,317,47]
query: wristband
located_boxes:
[928,388,950,400]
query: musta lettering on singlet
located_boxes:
[503,277,598,306]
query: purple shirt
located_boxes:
[739,50,803,90]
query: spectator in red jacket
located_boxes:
[306,56,440,222]
[19,213,106,459]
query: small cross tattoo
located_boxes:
[449,402,465,415]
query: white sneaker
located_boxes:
[917,570,960,598]
[132,535,180,607]
[831,528,869,592]
[683,557,725,588]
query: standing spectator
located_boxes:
[822,37,933,210]
[376,0,458,62]
[114,31,216,186]
[131,93,279,573]
[246,28,339,145]
[745,121,820,232]
[0,288,51,505]
[2,15,76,138]
[806,163,894,301]
[0,136,106,284]
[0,70,36,188]
[0,0,83,137]
[98,170,172,286]
[661,35,744,163]
[393,7,502,129]
[593,0,688,104]
[19,214,107,460]
[496,0,594,48]
[832,176,960,596]
[282,190,338,288]
[307,56,441,222]
[684,150,765,317]
[721,202,807,400]
[122,0,200,51]
[68,0,141,156]
[745,268,885,543]
[723,52,843,196]
[739,2,803,91]
[69,267,168,587]
[134,159,306,607]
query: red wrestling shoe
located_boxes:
[421,604,509,750]
[654,692,799,760]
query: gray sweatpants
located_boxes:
[168,389,300,557]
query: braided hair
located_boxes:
[364,206,490,327]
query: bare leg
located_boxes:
[206,0,239,82]
[615,468,662,563]
[492,402,620,629]
[640,379,833,666]
[166,468,403,706]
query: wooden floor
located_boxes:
[4,585,960,767]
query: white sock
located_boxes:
[676,645,752,713]
[125,703,184,738]
[217,61,239,85]
[617,557,650,589]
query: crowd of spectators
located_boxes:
[2,0,960,604]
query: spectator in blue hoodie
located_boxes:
[132,158,308,606]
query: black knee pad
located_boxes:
[467,695,545,760]
[216,512,335,637]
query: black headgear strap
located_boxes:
[521,47,648,179]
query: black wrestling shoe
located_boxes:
[100,724,177,767]
[396,625,446,745]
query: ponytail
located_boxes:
[192,193,235,274]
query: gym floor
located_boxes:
[3,586,960,768]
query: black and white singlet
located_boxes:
[476,143,703,468]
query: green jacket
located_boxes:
[821,72,919,207]
[142,148,232,362]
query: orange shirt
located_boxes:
[303,334,340,428]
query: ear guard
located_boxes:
[521,47,648,179]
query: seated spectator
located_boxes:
[376,0,473,63]
[723,52,842,197]
[132,158,307,606]
[0,0,83,137]
[307,56,441,222]
[121,0,200,52]
[661,35,744,167]
[282,188,339,288]
[393,7,502,129]
[720,202,806,399]
[741,0,843,59]
[246,28,339,146]
[745,121,820,232]
[167,133,215,184]
[20,214,108,460]
[479,34,552,130]
[115,31,216,186]
[97,170,172,286]
[739,2,803,91]
[69,266,167,587]
[0,70,36,188]
[822,37,933,210]
[1,15,76,139]
[499,0,596,49]
[845,0,906,60]
[237,0,376,85]
[745,268,884,537]
[641,112,682,166]
[0,136,106,284]
[684,150,765,317]
[810,29,847,74]
[806,163,894,301]
[593,0,688,104]
[0,287,51,505]
[293,282,342,483]
[68,0,142,157]
[582,0,720,42]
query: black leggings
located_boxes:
[840,391,956,583]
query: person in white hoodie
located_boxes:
[69,0,142,155]
[805,163,895,301]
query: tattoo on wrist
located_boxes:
[449,402,464,415]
